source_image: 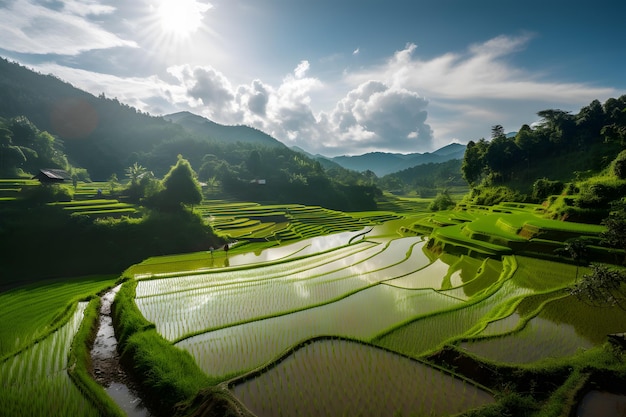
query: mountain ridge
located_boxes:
[165,111,468,176]
[164,111,285,149]
[309,142,467,177]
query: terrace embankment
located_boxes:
[426,346,570,399]
[91,286,153,417]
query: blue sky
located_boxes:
[1,0,625,156]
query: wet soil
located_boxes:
[91,286,152,417]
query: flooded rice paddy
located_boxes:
[230,339,494,417]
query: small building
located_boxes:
[33,169,71,184]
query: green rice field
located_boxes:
[2,199,625,417]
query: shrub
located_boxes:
[429,191,455,211]
[532,178,564,201]
[611,150,626,179]
[19,183,73,204]
[464,186,526,206]
[576,179,626,208]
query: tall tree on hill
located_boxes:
[484,136,520,183]
[152,155,202,211]
[575,99,605,146]
[491,124,505,140]
[536,109,576,151]
[461,139,488,187]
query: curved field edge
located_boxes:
[426,342,626,417]
[111,279,217,415]
[109,206,620,415]
[0,274,120,359]
[0,301,99,416]
[226,336,496,417]
[149,239,422,344]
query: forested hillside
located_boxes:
[462,98,626,189]
[0,58,379,210]
[461,96,626,221]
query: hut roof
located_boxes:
[34,169,71,182]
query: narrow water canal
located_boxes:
[91,285,152,417]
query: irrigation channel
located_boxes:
[91,285,152,417]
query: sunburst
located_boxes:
[155,0,212,38]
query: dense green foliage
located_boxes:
[147,155,202,211]
[0,201,221,285]
[462,96,626,194]
[379,159,465,196]
[0,116,70,177]
[0,58,380,211]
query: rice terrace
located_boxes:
[2,179,626,416]
[2,57,626,417]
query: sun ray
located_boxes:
[155,0,212,38]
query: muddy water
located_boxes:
[577,390,626,417]
[91,285,152,417]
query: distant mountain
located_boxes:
[164,111,285,149]
[319,143,467,177]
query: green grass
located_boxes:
[3,198,625,417]
[0,302,102,417]
[112,280,214,411]
[0,275,119,358]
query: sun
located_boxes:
[156,0,211,37]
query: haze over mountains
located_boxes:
[165,111,466,177]
[0,57,466,179]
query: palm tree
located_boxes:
[125,162,148,185]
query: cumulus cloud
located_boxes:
[238,80,270,117]
[24,33,619,156]
[345,35,616,145]
[323,81,433,154]
[0,0,136,55]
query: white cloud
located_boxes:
[0,0,137,55]
[320,81,432,154]
[22,33,620,156]
[349,35,615,102]
[344,35,617,146]
[293,60,310,79]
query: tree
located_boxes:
[125,162,148,185]
[555,238,590,280]
[246,149,262,178]
[569,264,626,310]
[484,136,521,183]
[514,124,536,168]
[156,155,202,211]
[601,199,626,263]
[536,109,575,150]
[491,124,505,140]
[461,139,488,187]
[429,190,455,211]
[575,99,606,146]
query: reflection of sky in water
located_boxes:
[140,238,430,341]
[176,285,460,378]
[227,228,370,266]
[479,312,522,336]
[461,315,595,364]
